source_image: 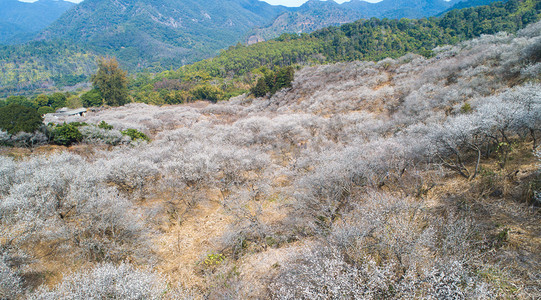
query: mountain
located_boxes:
[247,0,460,43]
[0,0,76,45]
[37,0,288,69]
[354,0,454,18]
[439,0,507,14]
[247,0,364,43]
[1,0,535,97]
[32,0,483,66]
[130,0,538,105]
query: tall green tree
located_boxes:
[91,57,129,107]
[49,92,67,109]
[81,88,103,107]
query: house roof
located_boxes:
[52,107,87,117]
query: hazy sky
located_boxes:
[18,0,382,6]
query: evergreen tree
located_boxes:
[81,88,104,107]
[49,92,67,109]
[52,123,83,146]
[251,66,295,97]
[91,57,129,107]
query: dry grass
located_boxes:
[421,142,541,294]
[152,192,232,291]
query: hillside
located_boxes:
[441,0,509,12]
[247,0,479,42]
[1,21,540,298]
[0,0,75,45]
[0,41,97,96]
[129,0,540,105]
[1,0,531,98]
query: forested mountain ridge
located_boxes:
[245,0,502,43]
[0,41,97,96]
[130,0,539,105]
[36,0,288,69]
[441,0,508,13]
[0,0,75,45]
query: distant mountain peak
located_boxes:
[0,0,75,44]
[247,0,461,43]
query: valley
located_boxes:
[0,0,540,298]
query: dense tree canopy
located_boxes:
[251,66,295,97]
[0,104,43,134]
[81,88,103,108]
[91,57,129,107]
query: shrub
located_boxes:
[270,224,492,299]
[0,255,22,299]
[52,123,83,146]
[12,131,48,148]
[0,104,43,134]
[534,148,541,205]
[0,157,16,195]
[203,253,225,268]
[30,263,166,300]
[102,155,159,198]
[37,106,55,115]
[1,153,149,262]
[68,122,89,127]
[460,102,472,114]
[98,121,114,130]
[79,126,126,145]
[121,129,150,142]
[290,148,364,234]
[0,131,9,146]
[427,115,487,179]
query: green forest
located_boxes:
[0,41,97,97]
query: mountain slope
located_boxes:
[0,0,75,45]
[1,0,537,98]
[248,0,465,42]
[441,0,508,13]
[37,0,288,69]
[8,21,539,299]
[118,0,540,106]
